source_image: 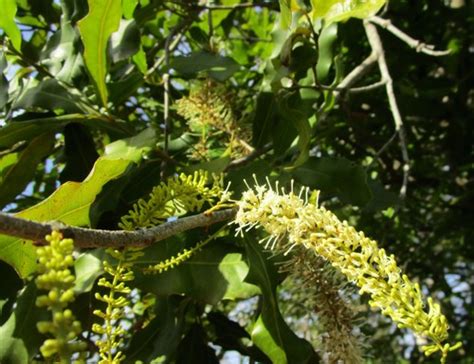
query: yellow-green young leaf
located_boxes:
[78,0,122,107]
[310,0,385,24]
[278,0,292,28]
[122,0,138,19]
[0,0,21,51]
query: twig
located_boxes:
[364,21,410,197]
[348,80,386,94]
[144,21,189,81]
[336,53,378,94]
[0,209,237,248]
[369,16,451,56]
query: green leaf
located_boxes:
[310,0,385,24]
[293,157,372,206]
[60,123,99,182]
[176,324,219,364]
[0,283,47,363]
[125,296,189,362]
[110,19,141,63]
[278,0,292,29]
[243,235,317,364]
[135,240,260,305]
[122,0,138,19]
[0,51,8,109]
[316,23,338,82]
[0,0,21,51]
[278,91,312,168]
[78,0,122,106]
[14,79,87,114]
[0,114,131,149]
[74,249,105,293]
[170,51,240,82]
[0,129,155,277]
[0,133,55,208]
[252,92,277,148]
[104,127,156,162]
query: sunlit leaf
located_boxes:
[0,0,21,51]
[0,130,155,277]
[78,0,122,106]
[310,0,385,24]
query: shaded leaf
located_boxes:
[293,157,372,206]
[176,324,219,364]
[60,123,99,182]
[0,133,55,208]
[14,79,88,113]
[110,19,141,62]
[252,92,277,148]
[316,23,338,82]
[125,296,189,362]
[0,283,47,364]
[78,0,122,106]
[170,51,240,82]
[135,240,260,305]
[0,114,131,149]
[244,235,317,364]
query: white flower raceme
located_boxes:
[233,178,461,363]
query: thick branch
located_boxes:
[0,209,237,248]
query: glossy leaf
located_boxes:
[78,0,122,106]
[0,0,21,51]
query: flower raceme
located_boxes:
[233,178,462,363]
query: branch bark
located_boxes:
[364,21,410,197]
[369,16,451,56]
[0,209,237,248]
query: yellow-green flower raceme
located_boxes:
[233,179,462,363]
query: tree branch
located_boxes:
[0,209,237,248]
[369,16,451,56]
[364,21,410,197]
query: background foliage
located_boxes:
[0,0,472,363]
